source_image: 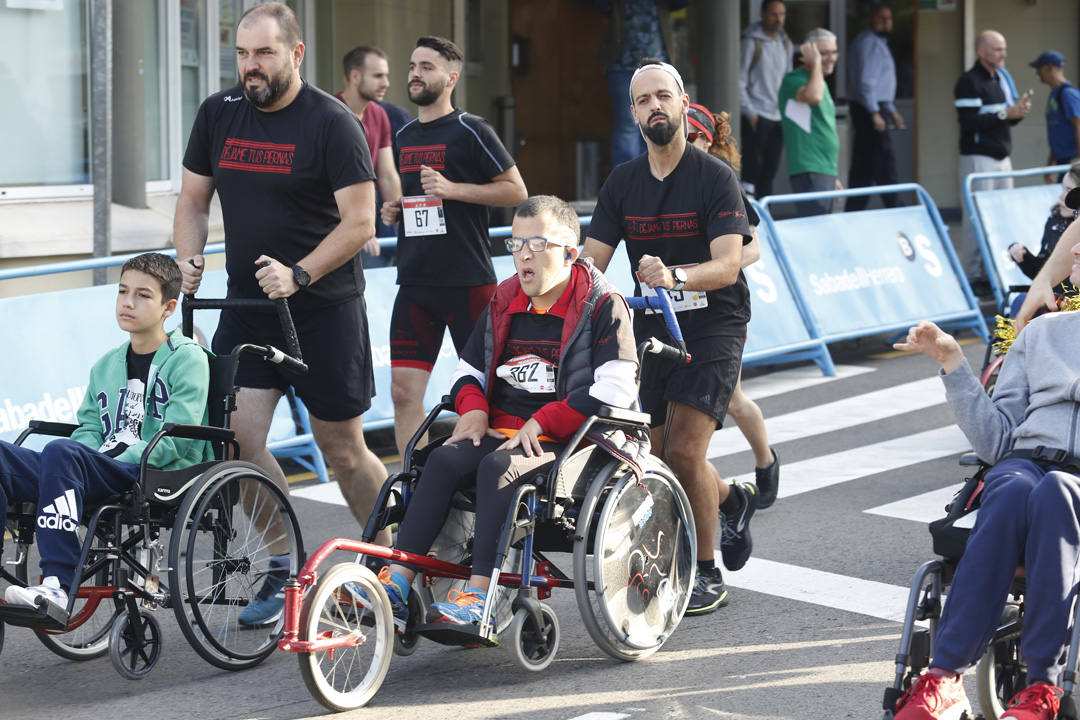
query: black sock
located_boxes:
[697,559,715,575]
[719,483,744,516]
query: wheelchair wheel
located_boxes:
[573,458,696,662]
[507,602,559,672]
[168,461,304,671]
[297,562,394,712]
[108,608,163,680]
[976,602,1025,720]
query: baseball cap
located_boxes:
[1029,50,1065,69]
[687,103,714,144]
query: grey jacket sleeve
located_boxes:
[940,339,1030,464]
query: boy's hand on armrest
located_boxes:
[447,409,500,447]
[893,321,965,373]
[496,418,544,458]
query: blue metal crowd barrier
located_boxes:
[759,183,989,345]
[962,163,1071,309]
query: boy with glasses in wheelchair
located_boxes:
[0,253,213,616]
[369,195,643,631]
[890,237,1080,719]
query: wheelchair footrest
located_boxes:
[0,599,69,631]
[415,621,498,648]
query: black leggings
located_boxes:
[394,435,560,577]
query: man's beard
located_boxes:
[243,67,292,108]
[408,78,444,106]
[360,85,381,103]
[642,112,680,146]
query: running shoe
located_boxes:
[894,672,971,720]
[238,556,289,627]
[4,576,68,613]
[337,567,410,628]
[685,565,728,615]
[755,449,780,509]
[427,587,487,625]
[1001,683,1063,720]
[719,481,758,571]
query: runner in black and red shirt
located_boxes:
[583,58,759,616]
[381,35,527,458]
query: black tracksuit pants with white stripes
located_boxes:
[0,438,138,590]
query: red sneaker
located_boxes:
[895,672,972,720]
[1001,683,1064,720]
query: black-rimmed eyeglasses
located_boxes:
[504,236,568,253]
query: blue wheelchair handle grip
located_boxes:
[625,288,688,350]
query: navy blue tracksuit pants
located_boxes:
[0,439,139,590]
[933,458,1080,683]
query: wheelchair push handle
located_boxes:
[181,294,307,375]
[625,288,691,365]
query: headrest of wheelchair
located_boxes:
[1066,186,1080,211]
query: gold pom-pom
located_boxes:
[1059,291,1080,313]
[992,314,1017,355]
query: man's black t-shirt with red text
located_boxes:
[183,83,375,312]
[589,145,752,351]
[393,110,515,288]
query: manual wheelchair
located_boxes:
[278,291,699,712]
[882,450,1080,720]
[0,296,305,679]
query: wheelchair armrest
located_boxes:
[25,421,80,437]
[958,452,982,467]
[158,423,236,443]
[597,405,651,427]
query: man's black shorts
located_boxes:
[212,296,374,421]
[390,284,495,371]
[639,334,745,429]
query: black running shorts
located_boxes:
[638,334,745,429]
[389,284,496,371]
[212,296,375,421]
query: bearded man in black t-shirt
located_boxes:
[173,2,391,626]
[380,36,528,460]
[583,59,760,616]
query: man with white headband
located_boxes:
[583,57,759,616]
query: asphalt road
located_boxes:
[0,336,996,720]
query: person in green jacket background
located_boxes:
[778,28,842,217]
[1,252,212,614]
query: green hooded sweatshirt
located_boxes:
[69,327,215,470]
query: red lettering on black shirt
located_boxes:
[398,144,447,172]
[625,212,701,240]
[218,138,295,174]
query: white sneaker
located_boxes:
[4,576,68,610]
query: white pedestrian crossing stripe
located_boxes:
[865,482,966,524]
[708,375,948,460]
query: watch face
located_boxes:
[293,265,311,287]
[674,268,688,283]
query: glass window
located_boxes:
[0,3,89,187]
[181,0,208,145]
[145,1,169,182]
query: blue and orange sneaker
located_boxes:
[427,587,487,625]
[338,567,410,632]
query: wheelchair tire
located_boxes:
[108,608,163,680]
[167,461,304,671]
[573,458,696,662]
[507,602,559,672]
[975,602,1025,720]
[297,562,394,712]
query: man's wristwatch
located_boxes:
[292,264,311,290]
[671,267,688,292]
[997,109,1008,120]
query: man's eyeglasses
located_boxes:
[505,236,568,253]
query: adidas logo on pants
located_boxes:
[38,489,79,533]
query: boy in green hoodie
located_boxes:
[0,253,213,614]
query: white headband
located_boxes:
[629,62,685,100]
